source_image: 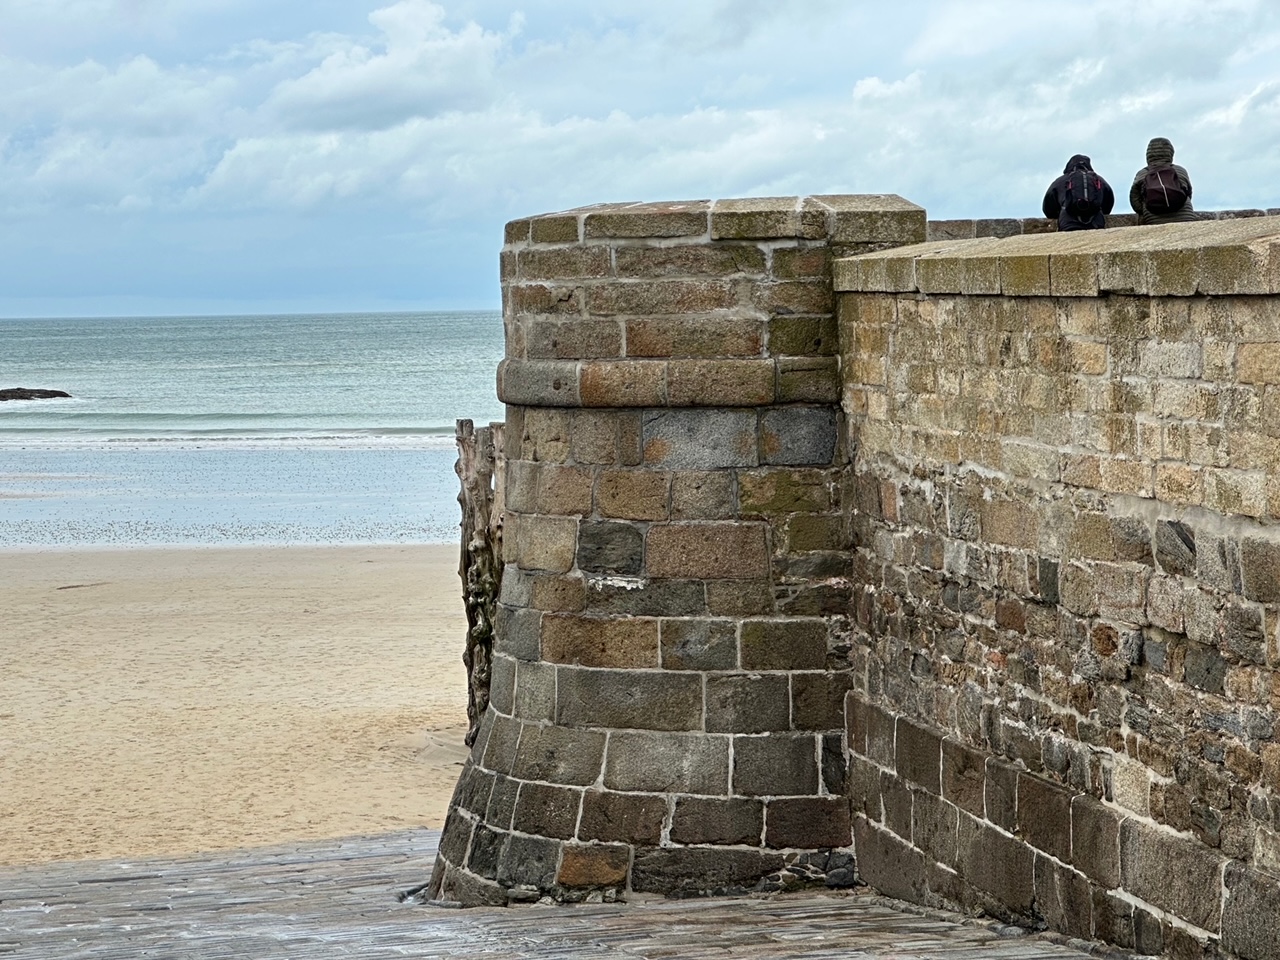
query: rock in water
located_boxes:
[0,388,72,401]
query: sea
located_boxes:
[0,312,506,547]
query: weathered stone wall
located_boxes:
[430,197,1280,960]
[429,195,925,905]
[928,207,1280,242]
[835,218,1280,960]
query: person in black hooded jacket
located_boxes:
[1042,154,1115,231]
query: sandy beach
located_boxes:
[0,544,471,866]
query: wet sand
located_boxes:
[0,544,470,865]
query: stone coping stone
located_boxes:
[506,195,925,245]
[834,214,1280,297]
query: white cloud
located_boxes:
[3,0,1280,310]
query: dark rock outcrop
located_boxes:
[0,388,71,401]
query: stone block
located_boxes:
[556,667,704,731]
[526,317,619,363]
[853,816,928,903]
[512,660,556,722]
[508,285,583,318]
[706,673,791,734]
[626,315,765,359]
[985,758,1019,832]
[738,468,834,516]
[646,522,769,580]
[541,614,660,669]
[1034,855,1093,941]
[615,245,766,281]
[768,315,838,356]
[1223,861,1280,960]
[1240,536,1280,603]
[517,246,611,283]
[1156,519,1197,577]
[642,409,758,469]
[528,574,587,613]
[751,279,834,317]
[670,470,736,520]
[496,834,562,890]
[791,671,855,731]
[585,279,736,317]
[740,618,828,670]
[535,465,594,516]
[1071,794,1122,888]
[579,790,667,844]
[1120,818,1225,932]
[512,781,582,839]
[765,797,851,848]
[710,196,824,240]
[1000,255,1050,296]
[515,408,570,463]
[1093,888,1136,950]
[783,513,847,553]
[865,703,897,769]
[659,618,738,670]
[576,520,643,575]
[505,217,532,244]
[604,730,730,795]
[486,775,519,831]
[464,823,505,879]
[734,733,819,796]
[671,797,764,845]
[759,406,839,466]
[896,719,942,793]
[771,246,832,281]
[912,789,959,868]
[493,605,541,662]
[705,579,775,617]
[823,733,848,796]
[528,214,579,243]
[667,359,776,406]
[498,358,581,407]
[583,578,706,618]
[583,202,709,240]
[980,499,1038,550]
[595,469,670,521]
[880,771,913,839]
[557,843,630,888]
[941,740,986,818]
[1017,772,1073,862]
[579,360,667,407]
[516,514,578,574]
[510,723,606,786]
[489,655,516,715]
[438,804,474,867]
[570,410,620,464]
[958,815,1035,916]
[631,847,785,897]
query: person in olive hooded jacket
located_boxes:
[1130,137,1198,224]
[1043,154,1115,231]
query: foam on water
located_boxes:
[0,312,504,545]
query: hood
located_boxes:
[1063,154,1093,174]
[1146,137,1175,165]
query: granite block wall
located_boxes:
[835,217,1280,960]
[430,198,1280,960]
[428,195,925,905]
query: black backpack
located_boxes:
[1143,164,1188,214]
[1063,169,1103,218]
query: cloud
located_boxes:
[3,0,1280,311]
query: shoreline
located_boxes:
[0,543,471,866]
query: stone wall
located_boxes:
[836,218,1280,960]
[428,197,1280,960]
[428,195,925,905]
[927,207,1280,241]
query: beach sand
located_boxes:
[0,544,471,866]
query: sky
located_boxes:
[1,0,1278,316]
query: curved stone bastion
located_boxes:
[428,197,1280,960]
[427,195,926,904]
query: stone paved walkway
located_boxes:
[0,831,1103,959]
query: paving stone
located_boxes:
[0,828,1103,960]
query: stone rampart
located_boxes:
[428,196,925,905]
[836,217,1280,959]
[429,199,1280,960]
